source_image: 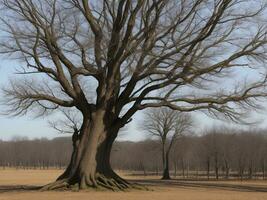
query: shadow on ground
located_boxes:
[131,179,267,193]
[0,185,41,193]
[1,180,267,193]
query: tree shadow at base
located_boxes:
[2,180,267,193]
[131,179,267,193]
[0,185,41,193]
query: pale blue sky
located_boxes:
[0,61,58,140]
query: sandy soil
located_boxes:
[1,169,267,200]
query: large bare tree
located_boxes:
[1,0,267,190]
[144,108,193,179]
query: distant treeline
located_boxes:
[1,128,267,180]
[0,137,71,169]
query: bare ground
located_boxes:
[1,169,267,200]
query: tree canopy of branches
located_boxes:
[1,0,267,191]
[144,108,193,179]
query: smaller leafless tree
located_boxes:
[144,108,193,179]
[49,109,82,180]
[49,109,82,135]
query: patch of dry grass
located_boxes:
[1,169,267,200]
[0,169,61,186]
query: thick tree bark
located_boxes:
[41,111,132,191]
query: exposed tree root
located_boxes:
[40,174,150,192]
[40,179,70,191]
[95,174,130,191]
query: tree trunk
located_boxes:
[186,161,189,178]
[161,148,171,180]
[173,160,177,178]
[262,160,265,180]
[214,153,219,180]
[239,165,244,181]
[162,160,170,180]
[224,159,229,179]
[41,111,131,191]
[181,158,185,178]
[248,161,253,180]
[206,158,210,180]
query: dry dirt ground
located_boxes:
[1,169,267,200]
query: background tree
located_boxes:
[199,135,213,180]
[203,129,222,180]
[49,109,82,135]
[1,0,267,190]
[144,108,193,179]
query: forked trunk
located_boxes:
[42,111,132,191]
